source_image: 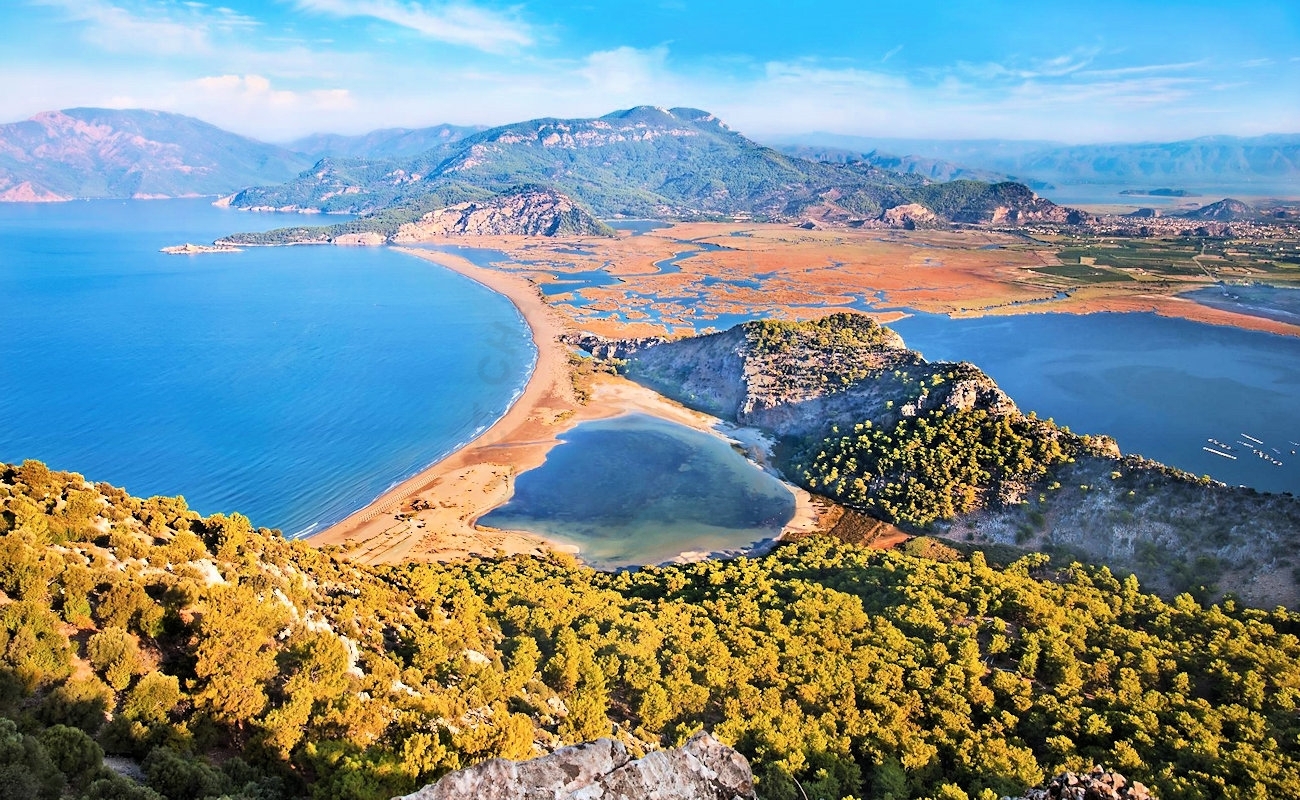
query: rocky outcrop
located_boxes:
[392,188,614,239]
[1179,198,1255,221]
[400,732,754,800]
[561,333,669,361]
[880,202,939,229]
[575,314,1016,438]
[1008,767,1154,800]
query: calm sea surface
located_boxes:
[0,200,534,535]
[890,311,1300,494]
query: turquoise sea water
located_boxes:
[0,200,534,535]
[479,413,795,569]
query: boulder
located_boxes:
[399,732,755,800]
[1009,766,1155,800]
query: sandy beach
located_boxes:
[309,245,829,566]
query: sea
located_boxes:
[5,201,1299,560]
[0,199,534,536]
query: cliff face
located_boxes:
[392,188,614,239]
[401,733,755,800]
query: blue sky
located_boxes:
[4,0,1298,142]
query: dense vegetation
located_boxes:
[4,460,1300,800]
[796,409,1097,526]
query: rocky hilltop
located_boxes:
[401,733,754,800]
[576,313,1300,607]
[0,108,307,201]
[391,187,614,239]
[1179,197,1256,221]
[571,314,1015,438]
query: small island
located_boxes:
[1118,187,1200,197]
[160,242,243,254]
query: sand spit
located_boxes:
[309,246,827,567]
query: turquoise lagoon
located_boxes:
[479,413,795,569]
[0,200,534,535]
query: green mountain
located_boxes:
[0,108,310,202]
[232,105,900,219]
[225,106,1086,243]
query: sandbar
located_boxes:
[309,245,830,566]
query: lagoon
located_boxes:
[479,413,795,569]
[890,311,1300,494]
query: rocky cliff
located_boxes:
[392,187,614,239]
[400,733,755,800]
[575,313,1016,438]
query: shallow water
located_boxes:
[479,413,795,568]
[1182,284,1300,327]
[0,200,534,534]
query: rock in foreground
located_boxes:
[1011,767,1154,800]
[400,732,755,800]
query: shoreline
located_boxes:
[309,245,829,566]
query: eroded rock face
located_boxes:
[879,202,939,229]
[392,188,613,239]
[399,732,755,800]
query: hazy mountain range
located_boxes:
[0,108,309,202]
[0,107,1294,212]
[775,132,1300,190]
[288,124,485,161]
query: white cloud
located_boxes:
[578,46,670,96]
[290,0,532,52]
[31,0,212,55]
[179,74,355,131]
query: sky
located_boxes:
[3,0,1298,144]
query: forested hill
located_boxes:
[5,459,1300,800]
[223,106,1083,227]
[577,314,1300,608]
[0,108,309,202]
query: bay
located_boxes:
[889,311,1300,494]
[0,199,534,535]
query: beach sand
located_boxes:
[309,246,831,566]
